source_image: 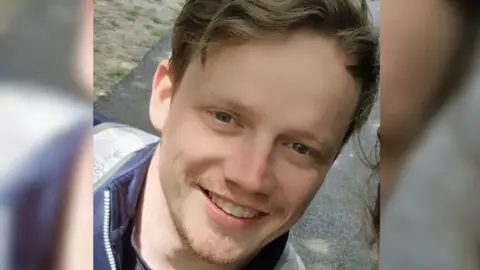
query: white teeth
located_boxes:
[209,194,259,218]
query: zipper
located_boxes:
[103,190,117,270]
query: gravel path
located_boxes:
[94,0,184,97]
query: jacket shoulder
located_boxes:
[93,122,159,187]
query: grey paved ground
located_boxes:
[94,2,380,269]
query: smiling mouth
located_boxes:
[200,187,265,219]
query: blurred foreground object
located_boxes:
[380,0,479,205]
[0,84,90,270]
[0,0,92,269]
[380,0,480,268]
[381,53,480,269]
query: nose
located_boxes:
[224,137,276,195]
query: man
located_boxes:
[93,0,378,269]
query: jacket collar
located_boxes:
[107,143,157,238]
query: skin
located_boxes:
[380,0,464,207]
[56,135,93,270]
[136,31,358,270]
[56,1,93,269]
[74,0,93,99]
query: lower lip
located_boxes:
[201,189,261,229]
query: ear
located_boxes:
[149,59,173,132]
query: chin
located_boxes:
[177,217,256,265]
[191,240,246,265]
[197,227,254,263]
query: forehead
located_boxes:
[178,32,358,145]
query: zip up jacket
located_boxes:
[93,120,306,270]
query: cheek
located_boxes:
[166,109,237,158]
[161,112,231,177]
[274,163,326,222]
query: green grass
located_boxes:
[108,67,128,78]
[125,8,138,17]
[152,28,167,37]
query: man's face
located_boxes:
[150,32,358,265]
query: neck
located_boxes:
[135,148,237,270]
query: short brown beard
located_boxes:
[168,200,240,266]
